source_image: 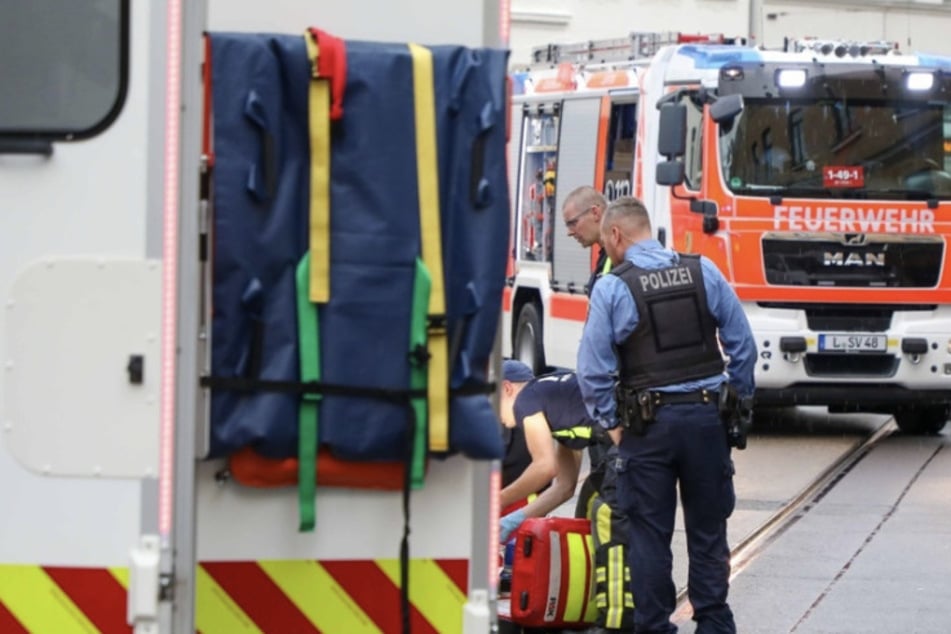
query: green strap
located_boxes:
[295,253,320,531]
[408,258,431,488]
[293,254,427,529]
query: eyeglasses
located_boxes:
[564,205,595,229]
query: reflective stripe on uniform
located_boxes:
[551,425,594,441]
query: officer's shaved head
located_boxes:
[600,196,653,265]
[602,196,652,236]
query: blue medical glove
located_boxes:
[499,509,527,543]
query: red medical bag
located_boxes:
[508,517,597,628]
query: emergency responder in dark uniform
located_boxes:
[499,359,635,633]
[499,364,602,538]
[577,197,756,634]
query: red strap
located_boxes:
[307,27,347,121]
[202,34,215,167]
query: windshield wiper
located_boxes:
[871,188,945,202]
[731,184,830,202]
[731,184,946,202]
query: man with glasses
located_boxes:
[562,186,610,295]
[562,185,614,511]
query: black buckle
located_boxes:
[427,314,447,333]
[409,343,431,367]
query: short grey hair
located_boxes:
[563,185,606,212]
[603,196,651,235]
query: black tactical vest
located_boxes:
[613,253,725,390]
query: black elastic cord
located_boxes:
[200,375,494,402]
[400,405,413,634]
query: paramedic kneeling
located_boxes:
[499,360,636,633]
[577,197,756,634]
[498,362,591,541]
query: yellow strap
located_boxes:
[305,32,331,303]
[409,43,449,452]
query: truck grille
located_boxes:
[804,353,899,377]
[758,303,936,332]
[762,233,943,287]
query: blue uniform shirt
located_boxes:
[577,240,756,429]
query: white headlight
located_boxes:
[906,71,934,91]
[777,69,807,88]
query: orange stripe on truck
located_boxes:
[550,293,589,322]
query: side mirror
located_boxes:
[657,104,686,158]
[656,161,685,186]
[710,94,744,124]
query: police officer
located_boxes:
[577,197,756,634]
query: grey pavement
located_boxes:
[679,430,951,634]
[542,413,950,633]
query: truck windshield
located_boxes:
[720,99,951,200]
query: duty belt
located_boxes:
[649,388,718,407]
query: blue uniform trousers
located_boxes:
[615,402,736,634]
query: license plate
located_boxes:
[818,334,887,353]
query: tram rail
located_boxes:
[672,417,897,625]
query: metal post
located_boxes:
[156,0,207,632]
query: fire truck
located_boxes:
[0,2,509,633]
[503,32,951,434]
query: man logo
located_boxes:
[823,251,886,266]
[842,233,868,245]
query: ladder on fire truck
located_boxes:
[529,31,742,67]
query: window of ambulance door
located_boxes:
[0,0,129,145]
[603,97,637,202]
